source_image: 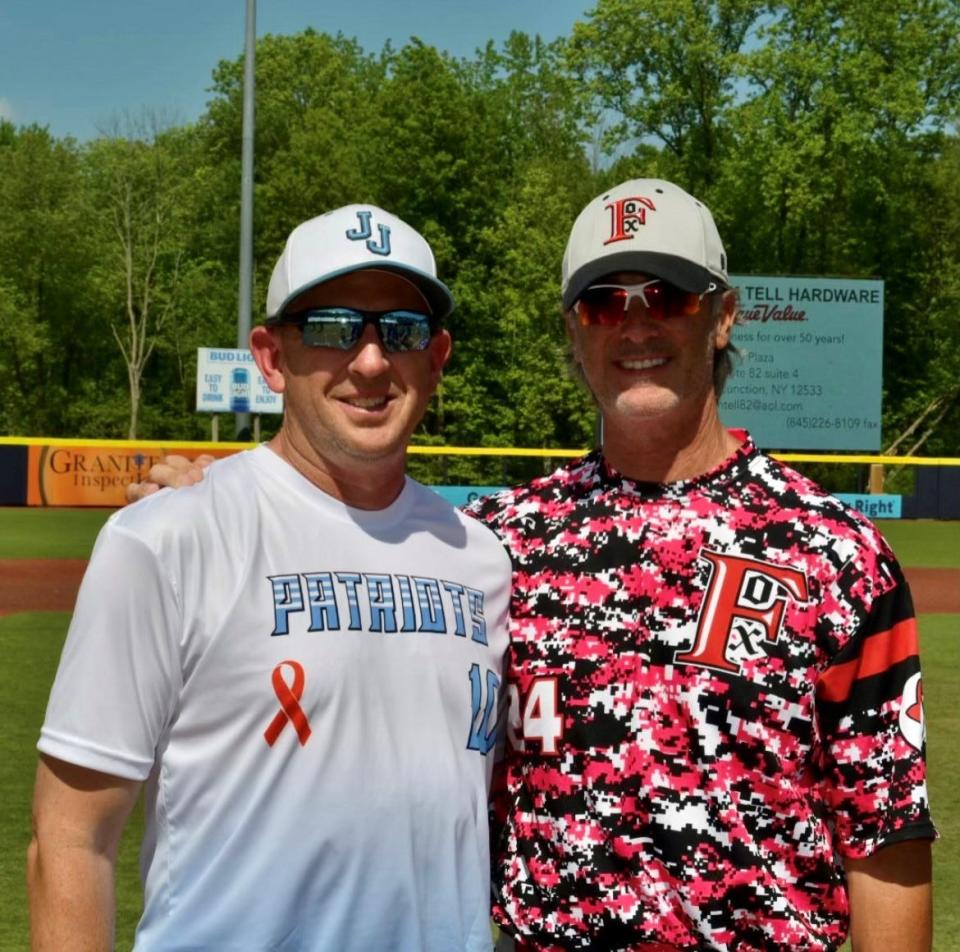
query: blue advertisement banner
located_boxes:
[834,494,902,519]
[430,486,902,519]
[430,485,505,508]
[719,276,883,450]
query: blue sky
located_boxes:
[0,0,592,141]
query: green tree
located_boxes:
[724,0,960,274]
[0,123,94,436]
[470,32,586,172]
[202,30,385,303]
[880,134,960,463]
[371,40,502,274]
[356,34,596,480]
[433,159,597,486]
[84,124,195,438]
[568,0,761,192]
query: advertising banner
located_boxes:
[20,450,908,516]
[431,488,903,518]
[834,494,902,519]
[26,444,238,507]
[196,348,283,415]
[720,276,883,450]
[432,488,903,518]
[430,486,506,508]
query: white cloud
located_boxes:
[0,98,14,123]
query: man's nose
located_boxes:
[348,323,391,375]
[617,303,662,339]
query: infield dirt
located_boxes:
[1,560,957,616]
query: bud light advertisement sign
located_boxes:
[196,348,283,415]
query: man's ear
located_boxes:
[714,289,738,350]
[250,325,286,394]
[428,328,452,386]
[564,310,583,362]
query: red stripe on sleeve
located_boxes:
[816,618,919,704]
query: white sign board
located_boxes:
[195,348,283,415]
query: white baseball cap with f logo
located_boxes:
[561,179,729,310]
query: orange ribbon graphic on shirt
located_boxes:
[264,660,312,747]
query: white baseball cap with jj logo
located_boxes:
[561,179,729,310]
[266,204,455,322]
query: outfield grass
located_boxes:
[0,507,113,559]
[0,509,957,567]
[0,612,143,951]
[2,608,956,950]
[874,519,960,568]
[923,614,960,946]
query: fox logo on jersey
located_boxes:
[676,549,809,675]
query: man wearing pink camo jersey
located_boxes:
[467,179,934,951]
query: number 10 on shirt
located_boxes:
[467,664,501,754]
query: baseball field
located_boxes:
[1,508,957,951]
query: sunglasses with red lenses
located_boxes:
[575,279,715,326]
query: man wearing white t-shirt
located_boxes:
[28,206,512,951]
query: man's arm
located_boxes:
[125,453,216,503]
[844,839,933,952]
[28,755,142,952]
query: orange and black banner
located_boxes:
[25,443,242,507]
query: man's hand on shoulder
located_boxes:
[125,454,216,504]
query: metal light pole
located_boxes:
[236,0,256,439]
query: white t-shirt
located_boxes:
[39,446,512,951]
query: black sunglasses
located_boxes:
[282,307,434,353]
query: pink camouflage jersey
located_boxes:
[465,435,934,951]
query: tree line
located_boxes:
[1,0,958,487]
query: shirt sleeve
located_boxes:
[814,558,936,858]
[38,521,183,781]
